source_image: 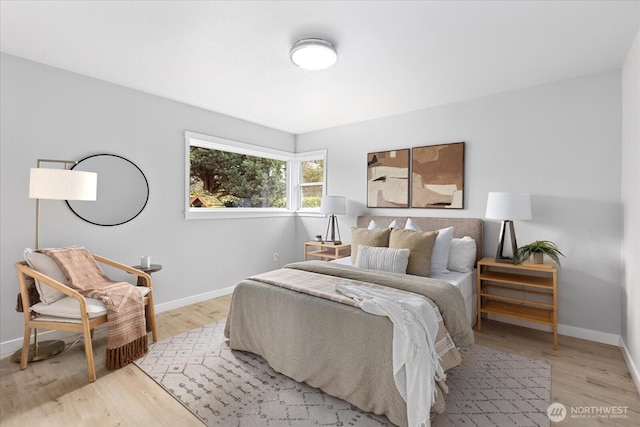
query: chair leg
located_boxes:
[20,326,31,370]
[81,322,97,382]
[146,294,158,342]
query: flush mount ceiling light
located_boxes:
[289,38,337,70]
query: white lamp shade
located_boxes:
[29,168,97,201]
[485,192,532,221]
[290,39,338,70]
[320,195,346,215]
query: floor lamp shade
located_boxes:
[320,195,346,244]
[29,168,97,201]
[485,192,532,263]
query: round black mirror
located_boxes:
[66,154,149,226]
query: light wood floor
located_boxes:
[1,295,638,426]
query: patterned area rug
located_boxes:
[134,320,550,426]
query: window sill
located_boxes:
[295,211,325,218]
[186,209,295,220]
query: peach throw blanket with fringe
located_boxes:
[41,247,148,369]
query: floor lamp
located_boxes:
[12,159,97,363]
[320,195,346,245]
[485,192,531,264]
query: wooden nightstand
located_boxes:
[304,241,351,261]
[476,257,558,349]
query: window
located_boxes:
[298,157,325,211]
[185,131,326,219]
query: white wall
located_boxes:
[296,70,623,343]
[621,28,640,390]
[0,54,297,352]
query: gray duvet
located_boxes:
[224,261,474,426]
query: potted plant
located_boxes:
[516,240,565,266]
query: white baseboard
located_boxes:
[619,337,640,394]
[153,285,235,314]
[488,314,621,346]
[557,323,620,346]
[0,285,236,357]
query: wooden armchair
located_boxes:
[15,253,158,382]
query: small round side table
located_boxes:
[131,264,163,286]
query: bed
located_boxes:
[332,258,477,328]
[224,216,483,426]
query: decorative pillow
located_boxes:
[23,248,67,304]
[351,227,392,264]
[388,228,438,277]
[430,226,454,274]
[355,245,410,274]
[367,219,399,230]
[404,218,422,231]
[448,237,477,272]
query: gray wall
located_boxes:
[296,70,623,343]
[621,28,640,388]
[0,53,297,351]
[0,51,631,357]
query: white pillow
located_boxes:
[23,248,67,304]
[367,220,380,230]
[405,218,422,231]
[448,237,477,272]
[355,245,410,274]
[368,219,399,230]
[430,226,454,274]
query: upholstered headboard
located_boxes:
[356,216,484,262]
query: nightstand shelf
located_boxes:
[477,257,558,349]
[304,241,350,261]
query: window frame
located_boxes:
[295,151,327,217]
[185,131,326,220]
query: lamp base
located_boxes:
[10,339,65,364]
[324,214,342,246]
[495,220,519,264]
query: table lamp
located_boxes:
[485,192,531,263]
[320,195,346,245]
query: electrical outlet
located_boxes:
[273,252,280,262]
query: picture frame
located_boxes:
[411,142,465,209]
[367,149,410,208]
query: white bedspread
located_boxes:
[335,282,445,427]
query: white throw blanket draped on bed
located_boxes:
[335,282,445,427]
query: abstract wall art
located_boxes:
[411,142,465,209]
[367,149,410,208]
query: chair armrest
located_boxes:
[92,254,153,288]
[15,261,88,310]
